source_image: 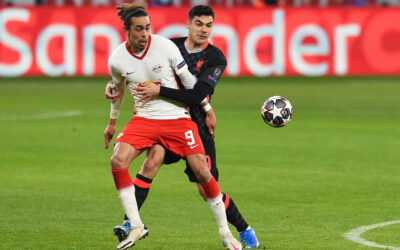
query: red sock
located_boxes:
[223,193,231,210]
[200,177,221,199]
[111,168,133,190]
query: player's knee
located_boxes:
[195,167,212,184]
[110,154,126,169]
[187,154,212,183]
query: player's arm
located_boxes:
[133,58,226,106]
[132,39,216,106]
[163,45,227,104]
[105,81,120,102]
[132,68,212,105]
[104,60,126,149]
[159,54,226,105]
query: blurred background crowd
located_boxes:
[1,0,399,8]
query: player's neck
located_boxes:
[186,39,204,51]
[128,41,144,54]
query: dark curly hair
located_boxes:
[116,3,148,28]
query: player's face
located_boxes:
[187,15,213,48]
[125,15,151,53]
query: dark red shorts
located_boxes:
[115,117,205,157]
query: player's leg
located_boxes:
[200,139,260,248]
[134,145,180,207]
[186,154,242,250]
[198,185,260,248]
[136,144,166,207]
[161,119,242,249]
[110,142,148,249]
[114,144,166,242]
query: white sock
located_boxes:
[206,193,230,235]
[118,185,142,228]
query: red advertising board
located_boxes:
[0,7,399,76]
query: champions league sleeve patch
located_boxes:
[207,67,223,84]
[213,67,222,78]
[177,60,186,69]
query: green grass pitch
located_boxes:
[0,76,399,249]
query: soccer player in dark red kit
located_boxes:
[106,5,260,248]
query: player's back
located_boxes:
[109,34,190,120]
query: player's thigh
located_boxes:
[163,148,181,165]
[159,119,205,157]
[184,139,217,183]
[139,144,166,179]
[185,153,212,184]
[111,141,143,169]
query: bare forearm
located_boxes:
[110,82,126,119]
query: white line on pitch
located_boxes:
[0,111,83,120]
[344,220,400,249]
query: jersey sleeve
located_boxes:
[166,39,188,76]
[159,81,213,105]
[108,57,126,119]
[197,52,227,89]
[165,39,197,89]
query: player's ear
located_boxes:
[186,19,191,29]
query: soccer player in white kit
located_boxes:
[104,4,242,250]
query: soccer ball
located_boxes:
[261,96,293,127]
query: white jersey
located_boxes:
[108,34,196,120]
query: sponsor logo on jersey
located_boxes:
[177,60,186,69]
[126,71,135,75]
[190,144,199,149]
[152,64,162,73]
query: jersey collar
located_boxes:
[125,35,152,60]
[184,38,210,53]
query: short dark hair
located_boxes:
[116,3,148,28]
[188,5,214,21]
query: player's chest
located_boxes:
[183,51,207,77]
[121,56,173,84]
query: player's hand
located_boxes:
[105,81,120,102]
[205,108,216,137]
[104,123,116,149]
[131,82,160,106]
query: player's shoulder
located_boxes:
[206,44,227,65]
[108,42,127,64]
[151,34,177,47]
[170,37,186,46]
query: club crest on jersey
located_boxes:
[152,64,162,73]
[194,60,204,72]
[177,60,186,69]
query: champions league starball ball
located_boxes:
[261,96,293,127]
